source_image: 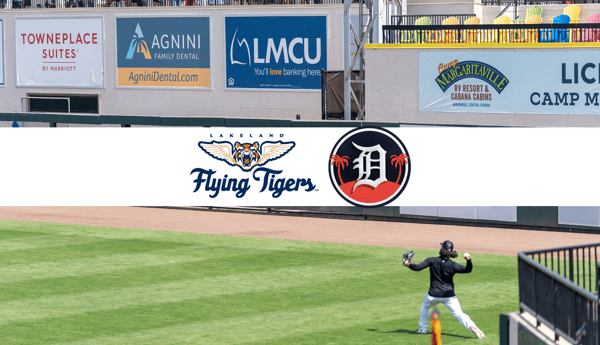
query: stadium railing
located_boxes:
[518,243,600,345]
[382,22,600,44]
[391,14,476,26]
[3,0,341,8]
[481,0,566,5]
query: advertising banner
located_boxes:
[15,17,104,88]
[116,16,211,89]
[225,15,327,90]
[419,51,600,115]
[1,127,600,206]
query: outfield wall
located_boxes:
[0,6,353,120]
[365,46,600,127]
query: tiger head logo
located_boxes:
[233,142,260,168]
[199,140,295,172]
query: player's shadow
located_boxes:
[366,328,472,339]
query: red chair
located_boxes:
[583,13,600,42]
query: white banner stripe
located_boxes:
[1,127,599,206]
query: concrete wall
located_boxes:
[0,5,346,120]
[364,47,600,127]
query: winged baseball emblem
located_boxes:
[198,140,296,171]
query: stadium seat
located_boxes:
[582,13,600,42]
[431,17,459,43]
[564,4,581,23]
[487,16,511,43]
[400,16,431,43]
[515,15,542,43]
[540,15,570,43]
[512,5,542,24]
[461,16,480,43]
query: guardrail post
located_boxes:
[570,249,575,283]
[596,261,600,292]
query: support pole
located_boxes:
[343,0,351,120]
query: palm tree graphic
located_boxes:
[330,155,349,185]
[390,154,409,184]
[126,23,152,60]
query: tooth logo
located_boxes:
[126,23,151,60]
[230,29,251,66]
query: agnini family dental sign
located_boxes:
[224,15,327,90]
[116,16,211,89]
[15,17,104,88]
[419,51,600,115]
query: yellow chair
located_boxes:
[461,16,481,43]
[515,15,542,43]
[488,15,511,43]
[431,17,459,43]
[548,4,581,23]
[564,4,581,23]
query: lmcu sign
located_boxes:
[225,16,327,90]
[116,17,211,89]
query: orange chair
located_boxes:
[461,16,481,43]
[431,17,459,43]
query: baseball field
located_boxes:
[1,207,599,344]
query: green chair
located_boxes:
[401,16,431,43]
[512,5,542,24]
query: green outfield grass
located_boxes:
[0,219,518,344]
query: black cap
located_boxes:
[440,240,454,251]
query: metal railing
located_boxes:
[518,243,599,345]
[481,0,568,4]
[1,0,342,8]
[390,14,476,26]
[383,23,600,44]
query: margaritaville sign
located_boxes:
[419,51,600,115]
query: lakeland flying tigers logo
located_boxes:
[198,140,295,172]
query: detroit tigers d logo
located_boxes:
[329,127,410,207]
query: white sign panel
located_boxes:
[1,127,600,206]
[419,51,600,115]
[15,17,104,88]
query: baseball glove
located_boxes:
[402,250,415,266]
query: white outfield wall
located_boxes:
[0,6,350,120]
[364,46,600,127]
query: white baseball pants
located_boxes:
[418,293,476,331]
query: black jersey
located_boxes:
[408,256,472,297]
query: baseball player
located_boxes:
[403,240,485,339]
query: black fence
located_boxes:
[383,23,600,44]
[518,243,599,345]
[3,0,335,8]
[481,0,573,5]
[390,14,476,26]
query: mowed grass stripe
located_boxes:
[0,234,109,253]
[0,229,48,241]
[0,256,393,325]
[3,287,435,345]
[0,238,196,265]
[0,249,360,302]
[48,292,513,345]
